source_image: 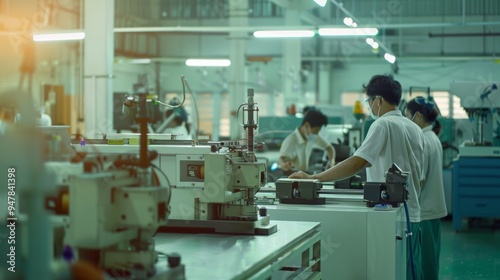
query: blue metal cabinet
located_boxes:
[452,157,500,231]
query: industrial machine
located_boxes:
[450,81,500,156]
[364,163,409,207]
[71,88,277,235]
[162,89,276,235]
[50,93,185,279]
[275,178,325,204]
[449,82,500,231]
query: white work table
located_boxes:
[258,195,407,280]
[154,220,321,280]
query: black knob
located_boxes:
[259,207,267,217]
[168,253,181,268]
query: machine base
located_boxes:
[158,216,278,235]
[278,198,326,205]
[106,265,185,280]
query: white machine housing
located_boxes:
[66,168,170,272]
[172,151,267,221]
[73,144,272,233]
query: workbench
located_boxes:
[154,220,321,280]
[257,192,407,280]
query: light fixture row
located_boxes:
[32,29,395,65]
[253,27,378,38]
[33,27,379,42]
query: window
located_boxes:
[421,91,467,119]
[159,0,283,19]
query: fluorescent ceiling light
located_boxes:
[314,0,327,7]
[318,28,378,36]
[343,17,354,26]
[384,53,396,64]
[366,38,379,49]
[253,30,315,38]
[33,32,85,42]
[185,59,231,67]
[131,59,151,64]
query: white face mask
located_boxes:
[304,125,317,142]
[368,98,381,120]
[410,112,421,126]
[307,133,317,142]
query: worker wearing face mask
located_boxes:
[289,74,425,280]
[279,109,336,172]
[406,97,447,280]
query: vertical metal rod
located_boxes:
[247,88,255,154]
[462,0,466,25]
[479,113,484,144]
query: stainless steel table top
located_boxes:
[154,220,320,280]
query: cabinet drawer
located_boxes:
[460,198,500,217]
[457,177,500,186]
[459,187,500,196]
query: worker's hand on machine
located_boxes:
[288,171,313,179]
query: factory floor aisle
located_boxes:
[439,218,500,280]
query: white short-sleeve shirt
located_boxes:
[279,128,330,171]
[420,125,447,220]
[353,110,425,223]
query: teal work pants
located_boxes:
[420,219,441,280]
[407,222,422,280]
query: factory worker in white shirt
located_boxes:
[290,74,425,280]
[279,109,336,172]
[406,97,447,280]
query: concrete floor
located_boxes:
[439,218,500,280]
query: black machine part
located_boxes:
[363,163,409,207]
[275,178,325,205]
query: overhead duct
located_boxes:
[429,32,500,38]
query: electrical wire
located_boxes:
[151,164,171,189]
[154,77,187,108]
[151,164,172,205]
[236,103,248,127]
[404,202,417,280]
[181,76,200,140]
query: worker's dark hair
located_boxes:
[302,106,317,115]
[432,119,442,136]
[301,109,328,128]
[363,74,402,106]
[406,97,439,123]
